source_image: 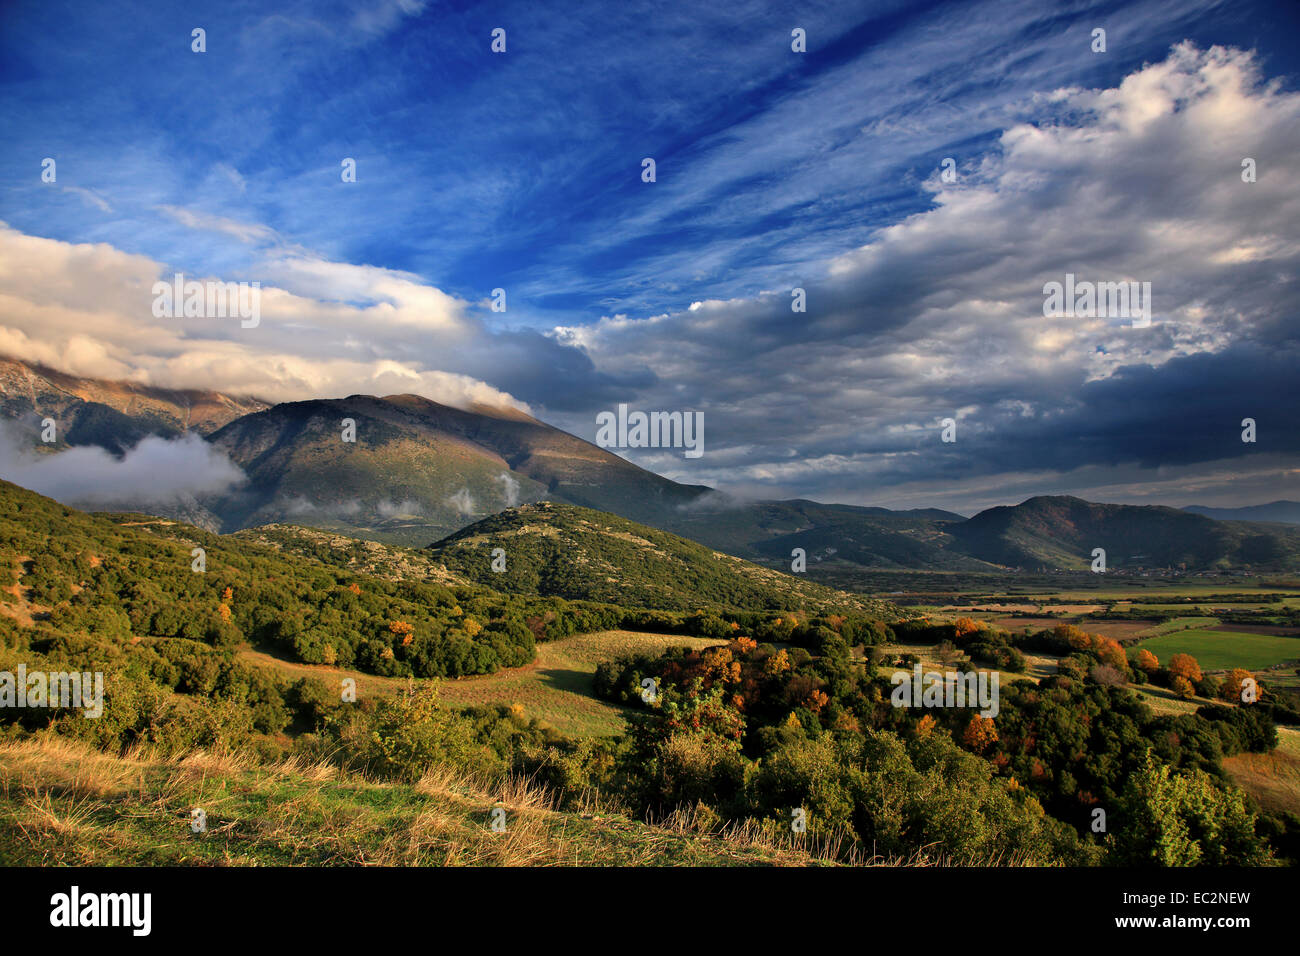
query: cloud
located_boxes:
[445,487,476,517]
[0,423,245,510]
[494,472,520,507]
[352,0,427,36]
[61,187,111,213]
[212,163,247,194]
[158,206,279,245]
[550,43,1300,510]
[0,222,531,411]
[376,497,423,517]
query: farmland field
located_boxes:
[1132,628,1300,671]
[435,630,726,737]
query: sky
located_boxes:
[0,0,1298,514]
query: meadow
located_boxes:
[1133,628,1300,671]
[241,630,727,738]
[434,630,725,736]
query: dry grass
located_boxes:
[1224,727,1300,816]
[0,733,832,867]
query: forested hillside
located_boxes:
[428,501,894,614]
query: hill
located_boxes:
[1185,501,1300,526]
[667,497,990,571]
[0,477,615,681]
[0,355,267,452]
[947,495,1300,571]
[232,522,471,587]
[3,362,1297,574]
[426,500,895,614]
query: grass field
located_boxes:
[886,642,1059,686]
[1132,629,1300,672]
[436,630,726,737]
[242,630,726,738]
[1129,682,1211,716]
[1224,727,1300,816]
[0,735,827,867]
[1133,616,1221,637]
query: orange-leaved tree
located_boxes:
[1168,653,1203,686]
[962,715,998,753]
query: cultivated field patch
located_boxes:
[1134,629,1300,672]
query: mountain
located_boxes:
[204,393,709,545]
[1184,501,1300,526]
[0,355,267,452]
[204,392,976,559]
[427,500,894,613]
[663,497,990,571]
[2,362,1296,573]
[946,495,1300,571]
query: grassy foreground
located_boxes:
[0,734,839,867]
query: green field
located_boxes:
[1133,628,1300,671]
[242,630,727,738]
[1136,616,1221,637]
[416,630,726,737]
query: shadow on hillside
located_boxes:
[536,667,595,696]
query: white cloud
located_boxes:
[62,186,112,213]
[551,44,1300,508]
[0,423,245,509]
[0,222,528,412]
[158,205,279,244]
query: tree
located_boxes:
[961,715,998,753]
[1219,669,1256,704]
[1094,637,1129,674]
[1168,653,1203,686]
[1109,757,1271,865]
[1135,649,1159,673]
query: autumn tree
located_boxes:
[1168,653,1203,686]
[1135,649,1159,673]
[1218,669,1256,704]
[1094,637,1129,674]
[764,648,791,675]
[962,715,998,753]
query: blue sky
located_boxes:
[1,0,1298,512]
[4,0,1294,325]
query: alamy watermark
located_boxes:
[1043,273,1151,328]
[0,665,104,718]
[890,664,999,718]
[595,403,704,458]
[152,272,260,328]
[50,886,150,936]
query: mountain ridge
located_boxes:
[2,362,1296,572]
[0,355,268,452]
